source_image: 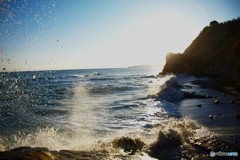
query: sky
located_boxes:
[0,0,240,71]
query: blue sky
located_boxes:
[0,0,239,71]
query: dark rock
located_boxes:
[206,94,212,98]
[192,143,210,154]
[0,147,52,160]
[0,147,109,160]
[148,129,182,159]
[230,100,235,103]
[183,92,209,99]
[19,152,52,160]
[10,147,49,152]
[197,104,202,107]
[236,114,240,119]
[209,115,213,120]
[213,99,220,104]
[112,137,145,154]
[57,150,107,159]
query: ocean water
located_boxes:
[0,67,176,149]
[1,67,238,159]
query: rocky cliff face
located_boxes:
[162,18,240,88]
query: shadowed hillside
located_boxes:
[162,18,240,88]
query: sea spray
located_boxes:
[157,75,184,101]
[3,127,66,151]
[91,118,212,156]
[147,75,175,98]
[1,126,104,151]
[98,117,215,159]
[2,68,238,159]
[1,117,237,159]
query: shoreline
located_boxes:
[1,76,240,159]
[191,78,240,97]
[178,78,240,143]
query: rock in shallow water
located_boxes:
[0,147,109,160]
[112,137,145,155]
[197,104,202,108]
[0,147,53,160]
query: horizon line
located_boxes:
[0,64,163,73]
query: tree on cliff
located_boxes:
[210,20,219,27]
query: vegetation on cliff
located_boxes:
[162,18,240,88]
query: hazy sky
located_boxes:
[0,0,239,71]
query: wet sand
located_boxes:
[179,79,240,144]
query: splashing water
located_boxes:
[0,68,239,160]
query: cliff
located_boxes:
[162,18,240,88]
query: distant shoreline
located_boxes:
[128,65,162,68]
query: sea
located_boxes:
[0,67,239,159]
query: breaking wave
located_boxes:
[1,117,238,159]
[140,75,156,79]
[0,127,98,151]
[69,72,101,78]
[88,85,136,94]
[0,118,204,150]
[90,77,116,81]
[157,75,184,101]
[2,69,239,159]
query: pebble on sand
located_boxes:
[209,115,213,120]
[236,114,240,119]
[213,99,220,104]
[197,104,202,108]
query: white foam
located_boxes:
[157,75,184,101]
[1,126,100,151]
[147,75,174,98]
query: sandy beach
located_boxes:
[178,78,240,148]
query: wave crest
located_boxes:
[88,85,134,94]
[3,127,65,151]
[69,72,101,78]
[157,76,184,101]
